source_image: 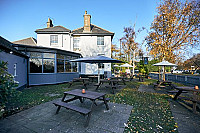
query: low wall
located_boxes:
[149,73,200,86]
[29,72,79,86]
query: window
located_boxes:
[73,36,80,51]
[72,62,77,72]
[98,63,104,69]
[29,52,79,73]
[65,61,72,72]
[50,35,58,46]
[30,52,42,73]
[43,59,54,73]
[30,58,42,73]
[97,36,104,45]
[43,53,55,73]
[57,54,65,73]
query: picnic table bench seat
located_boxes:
[178,96,200,104]
[98,97,110,102]
[53,101,91,115]
[167,90,188,94]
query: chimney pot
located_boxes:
[47,18,53,28]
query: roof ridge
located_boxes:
[35,25,71,32]
[30,37,37,44]
[56,25,71,31]
[72,26,84,32]
[91,24,114,34]
[12,37,33,43]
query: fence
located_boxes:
[149,73,200,86]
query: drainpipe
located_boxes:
[27,57,29,88]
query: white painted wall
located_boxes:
[37,33,71,51]
[37,33,112,77]
[78,35,112,76]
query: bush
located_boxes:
[0,60,18,117]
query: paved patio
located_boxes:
[0,97,132,133]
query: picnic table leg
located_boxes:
[68,82,72,88]
[55,93,68,114]
[193,101,197,113]
[85,100,95,127]
[96,82,101,90]
[192,92,197,113]
[56,106,61,114]
[103,96,109,110]
[173,90,183,100]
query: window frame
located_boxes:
[50,35,58,46]
[73,36,80,51]
[97,36,104,46]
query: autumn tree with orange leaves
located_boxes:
[146,0,200,62]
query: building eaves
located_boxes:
[0,36,28,58]
[12,44,82,57]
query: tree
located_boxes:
[146,0,200,62]
[0,60,18,117]
[111,44,120,59]
[120,26,139,63]
[120,25,144,74]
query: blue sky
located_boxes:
[0,0,159,49]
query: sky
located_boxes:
[0,0,160,48]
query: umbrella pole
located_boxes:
[163,66,165,81]
[98,64,100,84]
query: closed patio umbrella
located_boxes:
[70,56,123,83]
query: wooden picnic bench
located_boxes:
[173,86,200,113]
[153,80,172,89]
[95,79,120,94]
[53,89,109,127]
[138,75,145,82]
[68,78,89,89]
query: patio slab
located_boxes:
[0,98,132,133]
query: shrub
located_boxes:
[0,60,18,117]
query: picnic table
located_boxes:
[138,75,145,82]
[111,77,126,85]
[154,80,172,89]
[95,79,120,94]
[157,80,172,86]
[53,89,109,127]
[173,86,200,113]
[87,75,98,83]
[68,78,89,89]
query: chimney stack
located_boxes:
[83,11,91,32]
[47,18,53,28]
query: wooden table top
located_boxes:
[64,89,106,100]
[175,86,200,92]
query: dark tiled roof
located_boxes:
[0,36,28,58]
[72,24,114,36]
[35,26,70,33]
[12,37,37,46]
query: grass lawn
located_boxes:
[107,79,178,132]
[3,79,177,132]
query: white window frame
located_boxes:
[97,36,104,45]
[50,35,58,46]
[73,36,80,51]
